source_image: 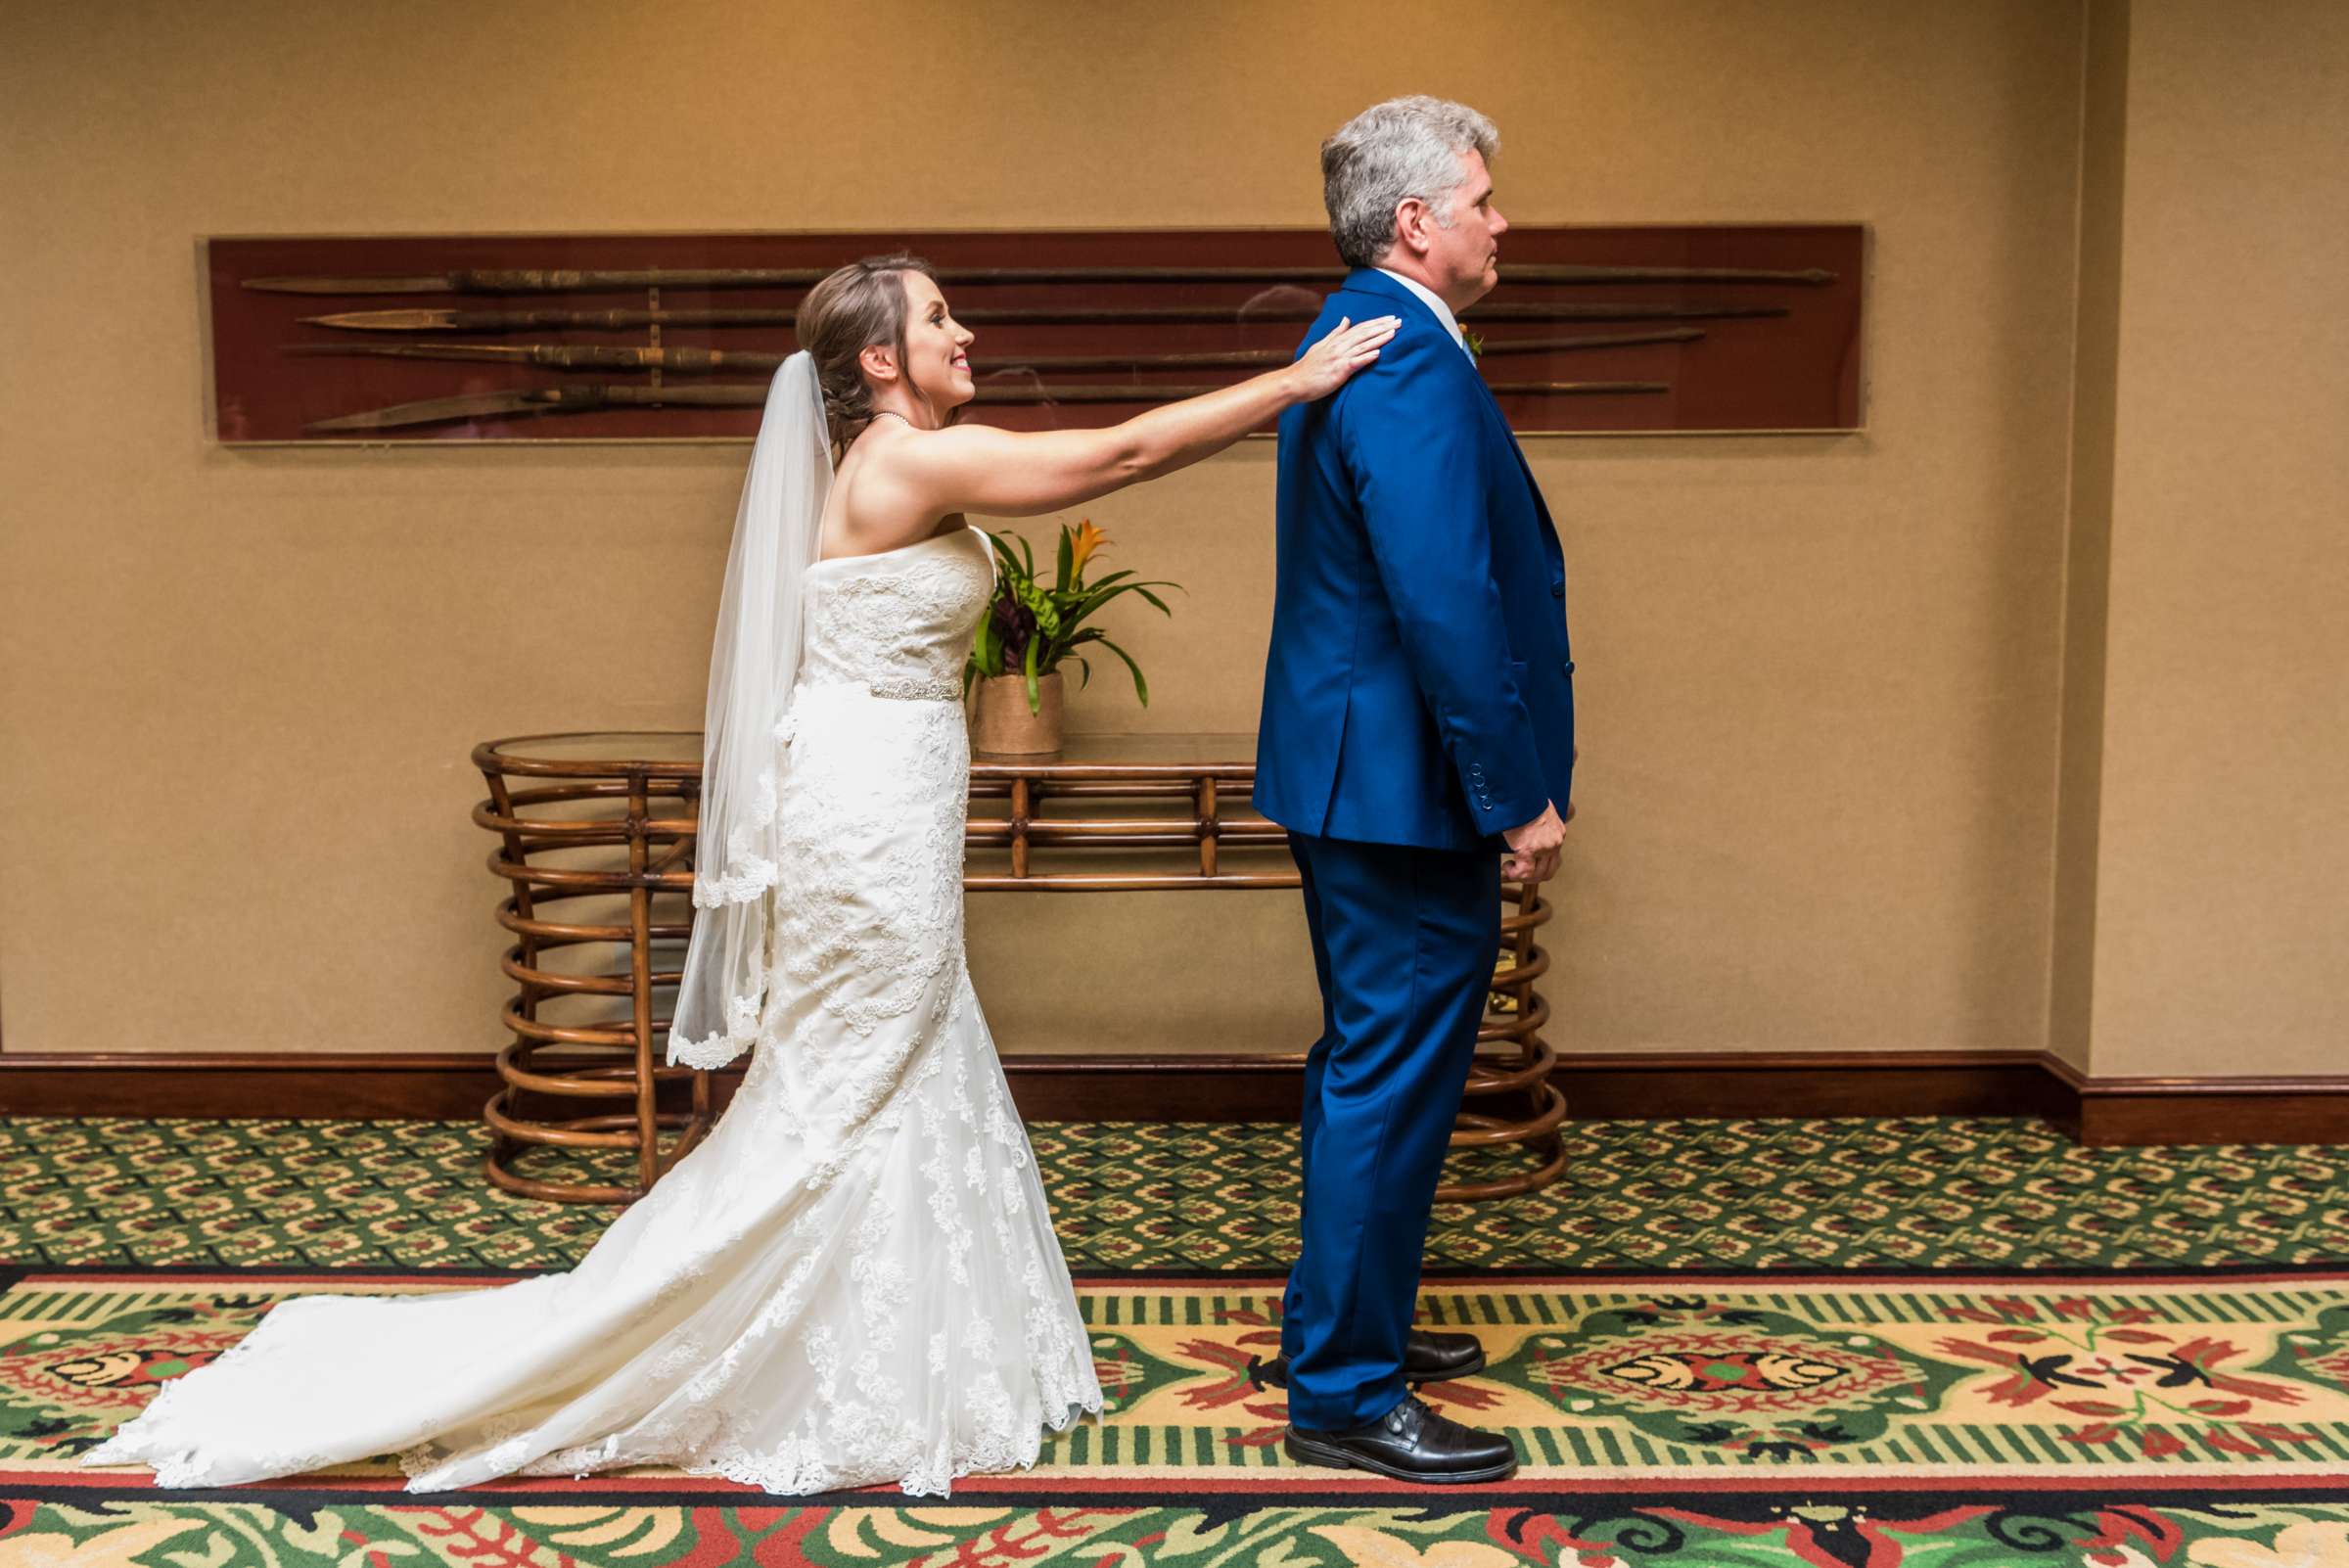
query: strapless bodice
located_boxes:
[797,528,995,702]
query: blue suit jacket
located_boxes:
[1254,268,1575,851]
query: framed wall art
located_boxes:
[204,226,1865,444]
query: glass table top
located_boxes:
[480,731,1262,774]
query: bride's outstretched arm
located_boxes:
[884,314,1400,519]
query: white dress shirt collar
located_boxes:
[1374,267,1472,356]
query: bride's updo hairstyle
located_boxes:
[798,254,942,450]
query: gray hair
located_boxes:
[1320,95,1500,269]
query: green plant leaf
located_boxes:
[1054,526,1075,594]
[988,530,1026,580]
[1056,587,1113,637]
[1094,635,1149,707]
[1080,576,1162,610]
[1018,579,1063,641]
[1062,577,1180,639]
[970,602,1001,678]
[1022,631,1043,713]
[1072,654,1093,689]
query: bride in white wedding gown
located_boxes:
[81,256,1396,1498]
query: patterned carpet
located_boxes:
[4,1116,2348,1564]
[4,1115,2343,1273]
[18,1269,2349,1481]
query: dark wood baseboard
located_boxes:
[3,1049,2344,1145]
[2040,1056,2349,1146]
[1546,1050,2072,1123]
[999,1053,1307,1122]
[0,1051,1308,1126]
[0,1053,506,1122]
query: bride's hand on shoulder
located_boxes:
[875,311,1399,520]
[1287,315,1403,402]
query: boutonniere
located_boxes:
[1465,331,1486,360]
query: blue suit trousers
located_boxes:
[1278,830,1500,1430]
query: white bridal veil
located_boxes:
[667,352,832,1070]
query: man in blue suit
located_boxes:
[1250,96,1575,1485]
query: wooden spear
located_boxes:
[305,379,1670,433]
[280,326,1705,375]
[245,263,1835,295]
[298,302,1785,333]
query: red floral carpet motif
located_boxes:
[1,1271,2348,1562]
[11,1268,2349,1489]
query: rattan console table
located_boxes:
[472,731,1566,1204]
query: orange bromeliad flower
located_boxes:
[1067,518,1109,579]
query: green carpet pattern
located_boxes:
[20,1271,2349,1481]
[9,1496,2349,1568]
[2,1115,2344,1272]
[6,1115,2349,1566]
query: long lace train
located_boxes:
[81,528,1103,1496]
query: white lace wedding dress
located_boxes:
[82,526,1102,1497]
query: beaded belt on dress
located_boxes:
[865,676,962,702]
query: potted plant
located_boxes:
[964,520,1178,754]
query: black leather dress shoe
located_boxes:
[1246,1328,1486,1392]
[1284,1394,1518,1483]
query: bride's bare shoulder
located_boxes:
[848,421,1020,511]
[824,432,961,559]
[875,422,1016,470]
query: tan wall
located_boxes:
[2049,0,2132,1074]
[2082,0,2349,1078]
[2,1,2091,1063]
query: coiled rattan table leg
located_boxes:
[1434,878,1566,1203]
